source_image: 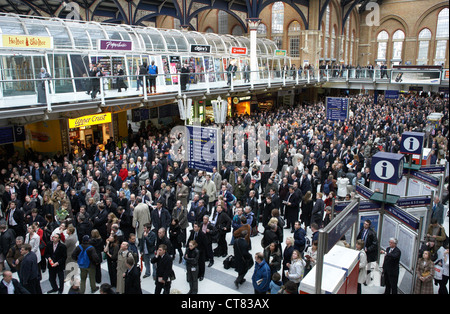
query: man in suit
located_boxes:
[151,244,173,294]
[151,200,171,232]
[431,196,445,225]
[19,244,42,294]
[44,233,67,294]
[356,219,379,283]
[380,238,401,294]
[283,186,300,232]
[5,201,26,238]
[124,256,142,294]
[214,205,232,257]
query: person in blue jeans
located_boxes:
[252,252,271,294]
[139,223,156,279]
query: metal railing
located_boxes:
[0,68,447,112]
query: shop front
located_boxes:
[68,112,113,153]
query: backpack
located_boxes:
[223,255,235,269]
[77,245,93,269]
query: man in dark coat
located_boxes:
[283,186,300,232]
[356,219,379,281]
[92,203,109,241]
[233,229,252,289]
[214,205,231,257]
[0,270,30,294]
[19,244,42,294]
[311,195,325,228]
[124,256,142,294]
[0,223,16,273]
[180,63,190,91]
[381,238,401,294]
[151,244,173,294]
[44,233,67,294]
[151,201,171,232]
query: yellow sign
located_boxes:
[2,34,53,49]
[69,113,112,129]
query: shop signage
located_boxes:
[231,46,247,55]
[98,39,133,51]
[190,44,211,53]
[1,34,53,49]
[274,49,286,56]
[69,113,112,129]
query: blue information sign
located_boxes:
[187,126,220,173]
[400,131,424,155]
[385,90,399,99]
[370,152,404,185]
[326,97,349,121]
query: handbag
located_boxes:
[380,268,385,287]
[434,264,443,280]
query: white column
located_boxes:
[247,18,260,83]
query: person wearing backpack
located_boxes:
[71,235,100,294]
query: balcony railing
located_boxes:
[0,68,447,112]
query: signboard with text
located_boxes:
[326,97,349,121]
[187,126,220,173]
[1,34,53,49]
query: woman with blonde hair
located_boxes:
[285,249,306,290]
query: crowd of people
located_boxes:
[0,92,448,294]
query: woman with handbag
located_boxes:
[184,240,200,294]
[414,250,435,294]
[233,229,252,289]
[169,218,184,263]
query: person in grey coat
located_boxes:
[37,68,51,104]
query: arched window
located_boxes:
[288,21,301,58]
[272,2,284,34]
[257,23,267,37]
[392,30,405,62]
[205,27,214,33]
[435,8,449,65]
[324,5,330,58]
[377,30,389,61]
[272,2,284,49]
[417,28,431,65]
[218,10,228,34]
[331,26,336,59]
[173,18,181,29]
[232,25,243,36]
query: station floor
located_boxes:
[8,203,448,295]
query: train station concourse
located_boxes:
[0,0,448,299]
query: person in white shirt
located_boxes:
[25,225,41,264]
[0,271,30,294]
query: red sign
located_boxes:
[231,47,247,55]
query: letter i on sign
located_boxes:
[381,162,387,178]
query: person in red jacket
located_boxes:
[118,163,128,182]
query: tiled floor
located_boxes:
[7,204,448,295]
